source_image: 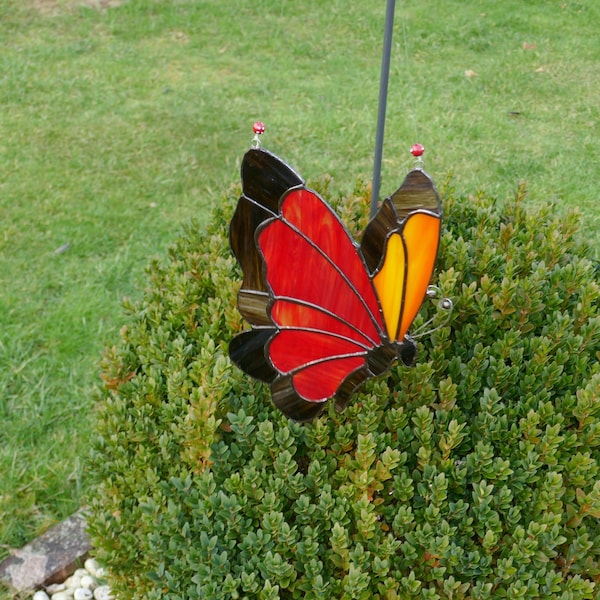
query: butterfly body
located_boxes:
[229,148,441,421]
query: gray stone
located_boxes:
[0,511,91,594]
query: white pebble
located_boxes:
[93,586,113,600]
[83,558,100,578]
[80,575,97,590]
[33,592,50,600]
[51,592,73,600]
[74,589,93,600]
[74,569,89,579]
[46,584,66,594]
[94,567,107,580]
[64,574,81,589]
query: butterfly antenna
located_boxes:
[411,286,453,339]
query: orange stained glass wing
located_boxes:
[398,212,441,340]
[373,232,405,340]
[372,212,440,342]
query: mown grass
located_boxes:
[1,0,598,574]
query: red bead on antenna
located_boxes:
[410,143,425,157]
[251,121,266,148]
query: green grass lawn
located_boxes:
[1,0,598,572]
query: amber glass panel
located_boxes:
[373,232,406,340]
[398,212,441,340]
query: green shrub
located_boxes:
[88,179,600,599]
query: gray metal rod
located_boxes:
[370,0,396,218]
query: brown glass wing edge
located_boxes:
[360,168,442,275]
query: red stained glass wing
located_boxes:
[287,357,366,402]
[269,329,367,401]
[270,300,375,347]
[255,188,388,414]
[258,189,384,343]
[269,330,366,371]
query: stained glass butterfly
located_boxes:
[229,147,442,422]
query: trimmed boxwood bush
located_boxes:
[89,178,600,599]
